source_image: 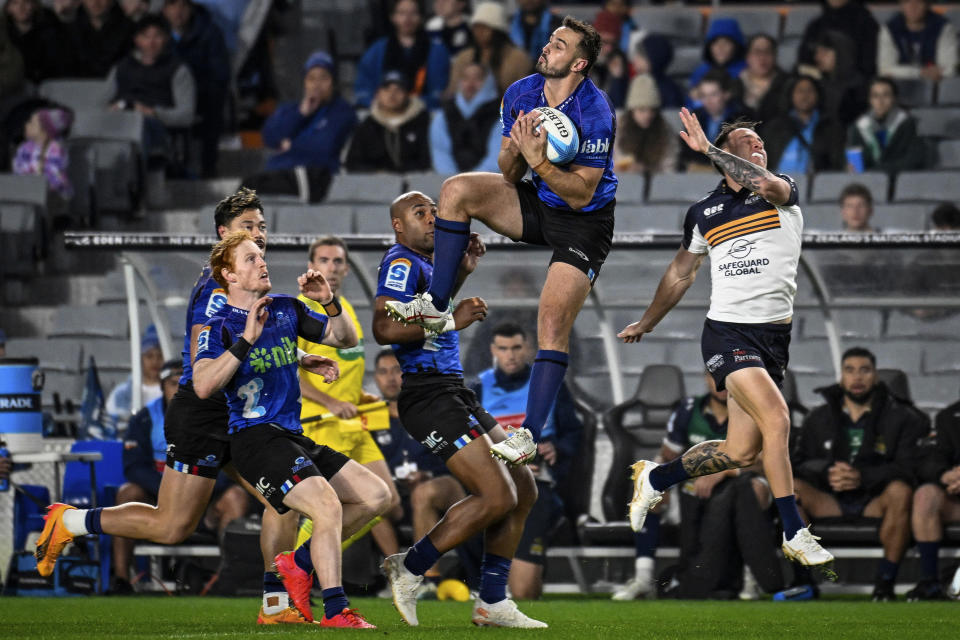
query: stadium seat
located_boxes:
[615,204,684,232]
[777,39,801,71]
[924,340,960,374]
[871,203,925,231]
[809,171,889,204]
[876,368,912,403]
[799,309,883,340]
[0,173,47,277]
[937,139,960,168]
[709,10,781,38]
[631,9,703,44]
[3,337,82,372]
[325,174,403,204]
[647,173,719,204]
[37,79,111,111]
[403,172,448,197]
[787,338,834,375]
[911,107,960,138]
[49,305,127,339]
[938,76,960,105]
[272,203,354,234]
[354,204,391,233]
[893,78,935,108]
[600,364,685,521]
[894,170,960,202]
[668,44,702,78]
[75,338,133,371]
[870,5,899,25]
[799,203,841,231]
[615,174,645,205]
[70,109,145,213]
[859,339,923,374]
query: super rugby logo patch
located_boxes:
[196,326,211,354]
[205,288,227,317]
[385,258,412,292]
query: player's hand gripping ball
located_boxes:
[436,578,471,602]
[532,107,579,165]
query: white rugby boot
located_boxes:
[782,527,837,581]
[384,292,454,334]
[490,428,537,466]
[382,552,423,626]
[472,597,548,628]
[627,460,663,532]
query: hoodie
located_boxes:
[637,33,684,108]
[688,18,747,88]
[799,0,879,78]
[345,95,431,173]
[792,382,928,496]
[430,72,501,173]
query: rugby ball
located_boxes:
[533,107,579,165]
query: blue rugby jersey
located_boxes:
[195,295,329,434]
[179,265,228,385]
[500,73,618,211]
[376,243,462,375]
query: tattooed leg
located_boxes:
[680,440,740,478]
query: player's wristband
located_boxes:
[229,337,252,361]
[322,297,342,317]
[531,157,551,173]
[296,348,309,364]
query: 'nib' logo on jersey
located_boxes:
[580,138,609,154]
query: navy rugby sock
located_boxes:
[293,539,313,574]
[521,350,568,440]
[263,571,285,595]
[649,458,689,492]
[478,553,512,604]
[84,507,104,534]
[775,495,804,540]
[877,559,899,583]
[917,541,940,580]
[634,512,660,558]
[427,218,471,311]
[322,586,349,619]
[404,536,441,576]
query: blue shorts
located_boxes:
[700,318,792,391]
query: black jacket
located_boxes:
[792,382,928,495]
[799,0,879,78]
[5,7,69,82]
[65,4,133,78]
[345,97,431,173]
[167,4,229,115]
[917,400,960,485]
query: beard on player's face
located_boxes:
[536,57,572,78]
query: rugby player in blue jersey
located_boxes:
[385,16,616,467]
[191,230,392,628]
[35,189,334,622]
[376,192,545,628]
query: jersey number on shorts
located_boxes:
[237,378,266,418]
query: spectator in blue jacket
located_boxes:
[111,359,250,593]
[429,61,501,175]
[509,0,561,65]
[688,17,746,90]
[162,0,230,177]
[261,50,356,175]
[470,322,582,599]
[354,0,450,109]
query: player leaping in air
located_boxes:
[619,110,836,578]
[383,16,617,467]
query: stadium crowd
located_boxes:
[2,0,960,606]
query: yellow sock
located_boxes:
[295,518,313,549]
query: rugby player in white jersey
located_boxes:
[619,109,835,576]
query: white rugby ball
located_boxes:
[533,107,579,165]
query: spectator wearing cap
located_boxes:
[879,0,957,82]
[426,0,472,56]
[760,74,845,175]
[162,0,230,177]
[63,0,134,78]
[629,33,683,108]
[799,0,879,79]
[355,0,450,110]
[111,357,251,593]
[614,74,677,175]
[260,50,357,175]
[430,61,501,174]
[4,0,71,83]
[13,106,73,199]
[107,14,196,168]
[105,324,164,438]
[688,17,746,90]
[447,1,531,98]
[346,70,431,173]
[847,77,927,174]
[509,0,561,65]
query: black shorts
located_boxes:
[229,423,350,514]
[515,180,615,286]
[164,382,231,479]
[397,373,498,462]
[515,481,564,565]
[836,491,873,519]
[701,318,792,391]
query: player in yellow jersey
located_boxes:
[297,235,401,558]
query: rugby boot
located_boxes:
[782,527,838,581]
[320,608,376,629]
[382,552,423,626]
[490,428,537,467]
[384,293,455,334]
[256,606,319,625]
[627,461,663,532]
[273,551,314,622]
[471,597,548,628]
[35,503,77,577]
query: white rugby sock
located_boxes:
[635,556,654,581]
[263,592,289,615]
[62,508,89,536]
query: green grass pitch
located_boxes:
[0,596,956,639]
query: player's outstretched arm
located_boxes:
[618,249,704,343]
[194,297,271,398]
[373,295,489,345]
[678,108,791,205]
[298,269,358,349]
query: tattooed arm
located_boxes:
[678,108,792,206]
